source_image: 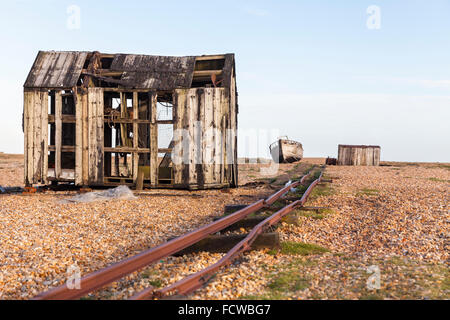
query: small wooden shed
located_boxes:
[337,145,380,166]
[23,51,238,189]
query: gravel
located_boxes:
[1,153,448,300]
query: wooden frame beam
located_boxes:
[55,91,62,179]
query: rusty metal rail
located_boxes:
[131,171,323,300]
[34,169,316,300]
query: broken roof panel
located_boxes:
[24,51,88,88]
[111,54,196,89]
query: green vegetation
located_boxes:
[356,188,379,196]
[433,164,450,170]
[243,253,449,300]
[269,241,329,256]
[141,269,163,288]
[148,279,163,288]
[309,182,335,199]
[267,271,310,292]
[428,177,449,183]
[295,208,335,220]
[240,259,314,300]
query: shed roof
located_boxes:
[24,51,234,90]
[24,51,88,88]
[110,54,196,90]
[338,144,381,149]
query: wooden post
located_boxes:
[32,91,43,182]
[55,90,62,179]
[75,91,82,185]
[41,90,49,184]
[24,90,33,186]
[132,92,139,184]
[136,167,144,191]
[149,92,158,186]
[82,91,89,185]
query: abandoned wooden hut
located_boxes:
[337,145,381,166]
[23,51,238,189]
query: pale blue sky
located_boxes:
[0,0,449,161]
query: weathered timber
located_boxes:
[173,232,280,255]
[337,144,381,166]
[213,215,269,232]
[23,51,238,189]
[223,204,249,215]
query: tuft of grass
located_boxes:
[149,279,163,288]
[241,257,316,299]
[269,241,329,256]
[309,183,335,199]
[271,200,286,209]
[433,164,450,170]
[268,272,310,292]
[428,177,449,183]
[299,211,324,219]
[356,188,379,196]
[296,208,334,220]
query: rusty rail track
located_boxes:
[131,172,323,300]
[34,168,320,300]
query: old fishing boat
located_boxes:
[269,136,303,163]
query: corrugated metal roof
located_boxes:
[24,51,88,88]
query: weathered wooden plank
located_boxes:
[48,114,76,123]
[23,92,28,185]
[132,92,139,184]
[195,55,226,61]
[173,89,185,185]
[149,92,158,186]
[104,147,150,153]
[88,89,95,182]
[222,92,229,183]
[96,88,104,182]
[24,91,33,185]
[213,88,223,183]
[203,88,214,185]
[188,89,199,186]
[87,88,104,184]
[229,69,238,186]
[33,90,43,182]
[25,51,88,88]
[55,90,62,180]
[75,91,83,185]
[41,90,49,184]
[49,145,75,152]
[81,91,89,185]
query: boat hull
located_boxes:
[270,139,303,163]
